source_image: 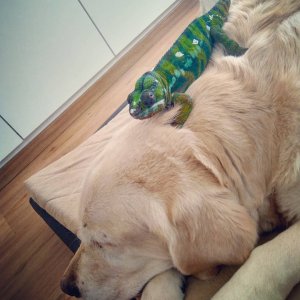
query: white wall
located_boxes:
[80,0,175,55]
[0,1,114,140]
[0,117,22,162]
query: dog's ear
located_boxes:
[167,188,258,279]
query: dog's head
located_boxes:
[61,120,257,299]
[61,170,173,300]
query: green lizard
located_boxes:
[127,0,247,126]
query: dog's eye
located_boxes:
[91,240,103,249]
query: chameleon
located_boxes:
[127,0,247,126]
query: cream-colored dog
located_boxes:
[61,0,300,299]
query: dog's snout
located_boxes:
[60,275,81,298]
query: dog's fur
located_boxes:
[61,0,300,299]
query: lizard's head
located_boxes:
[127,71,169,119]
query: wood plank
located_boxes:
[0,195,73,300]
[2,233,73,300]
[0,0,198,191]
[0,213,14,247]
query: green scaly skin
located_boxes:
[127,0,247,126]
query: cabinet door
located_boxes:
[0,0,114,139]
[80,0,176,55]
[0,117,22,162]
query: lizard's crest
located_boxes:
[127,72,170,119]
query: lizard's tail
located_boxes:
[253,0,300,32]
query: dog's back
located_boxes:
[187,0,300,224]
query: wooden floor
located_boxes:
[0,2,199,300]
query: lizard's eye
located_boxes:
[141,91,155,107]
[148,92,154,99]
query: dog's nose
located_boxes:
[60,275,81,298]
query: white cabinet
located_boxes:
[0,0,114,139]
[0,117,22,161]
[80,0,176,54]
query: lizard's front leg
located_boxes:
[171,93,193,127]
[210,26,248,56]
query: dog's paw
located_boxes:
[141,269,184,300]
